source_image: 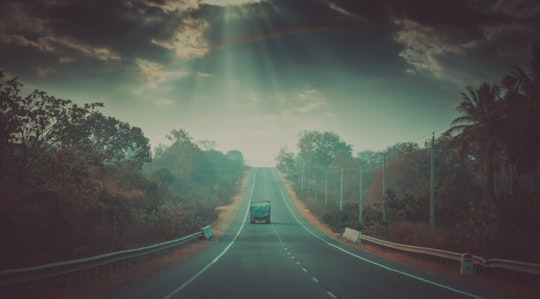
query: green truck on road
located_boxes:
[250,201,271,224]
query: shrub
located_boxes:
[321,203,362,233]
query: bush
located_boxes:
[386,221,447,249]
[362,205,385,234]
[177,201,216,228]
[321,203,362,233]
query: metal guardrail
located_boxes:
[0,231,203,288]
[344,228,540,277]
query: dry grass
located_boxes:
[211,173,250,237]
[35,172,252,299]
[275,170,539,299]
[277,172,340,238]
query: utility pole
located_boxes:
[325,170,328,208]
[359,163,363,225]
[307,166,311,197]
[315,170,319,200]
[340,167,344,211]
[301,164,305,191]
[430,132,435,233]
[382,151,387,223]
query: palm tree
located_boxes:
[501,44,540,182]
[445,82,503,203]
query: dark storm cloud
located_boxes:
[0,0,198,79]
[2,0,538,165]
[1,0,538,85]
[329,0,539,82]
[46,1,164,53]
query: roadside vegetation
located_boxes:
[0,73,246,270]
[276,44,540,263]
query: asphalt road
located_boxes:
[104,168,521,299]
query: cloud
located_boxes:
[37,67,55,77]
[59,56,75,64]
[235,86,329,115]
[393,19,482,81]
[492,0,540,18]
[135,58,189,88]
[0,2,121,62]
[1,33,122,62]
[245,91,261,106]
[47,35,122,61]
[154,98,175,107]
[124,0,200,13]
[293,88,327,113]
[150,17,209,59]
[202,0,267,6]
[328,2,360,19]
[0,2,46,34]
[197,72,212,78]
[389,0,540,84]
[124,0,268,14]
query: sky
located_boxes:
[1,0,539,166]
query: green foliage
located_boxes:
[362,205,384,232]
[445,82,503,203]
[322,203,362,232]
[501,43,540,175]
[297,130,352,167]
[276,146,296,172]
[444,44,540,201]
[0,73,246,269]
[0,74,103,187]
[0,74,152,190]
[384,189,426,222]
[85,112,151,169]
[145,129,245,202]
[384,142,419,161]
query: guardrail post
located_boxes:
[460,253,474,276]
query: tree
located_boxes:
[85,112,151,169]
[384,142,419,161]
[275,146,296,174]
[445,82,503,203]
[146,129,220,196]
[226,150,245,179]
[432,135,481,225]
[297,130,352,168]
[197,140,216,151]
[0,73,103,187]
[501,44,540,177]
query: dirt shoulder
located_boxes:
[39,171,251,299]
[277,170,538,299]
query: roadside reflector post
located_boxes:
[460,253,473,276]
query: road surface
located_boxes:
[104,168,518,299]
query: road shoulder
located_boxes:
[277,170,538,299]
[40,171,252,299]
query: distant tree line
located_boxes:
[275,44,540,262]
[0,72,246,269]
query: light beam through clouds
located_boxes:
[1,0,538,166]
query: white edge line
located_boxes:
[162,169,258,299]
[272,169,484,299]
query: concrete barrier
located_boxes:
[201,225,214,239]
[342,227,361,243]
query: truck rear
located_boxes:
[250,201,271,224]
